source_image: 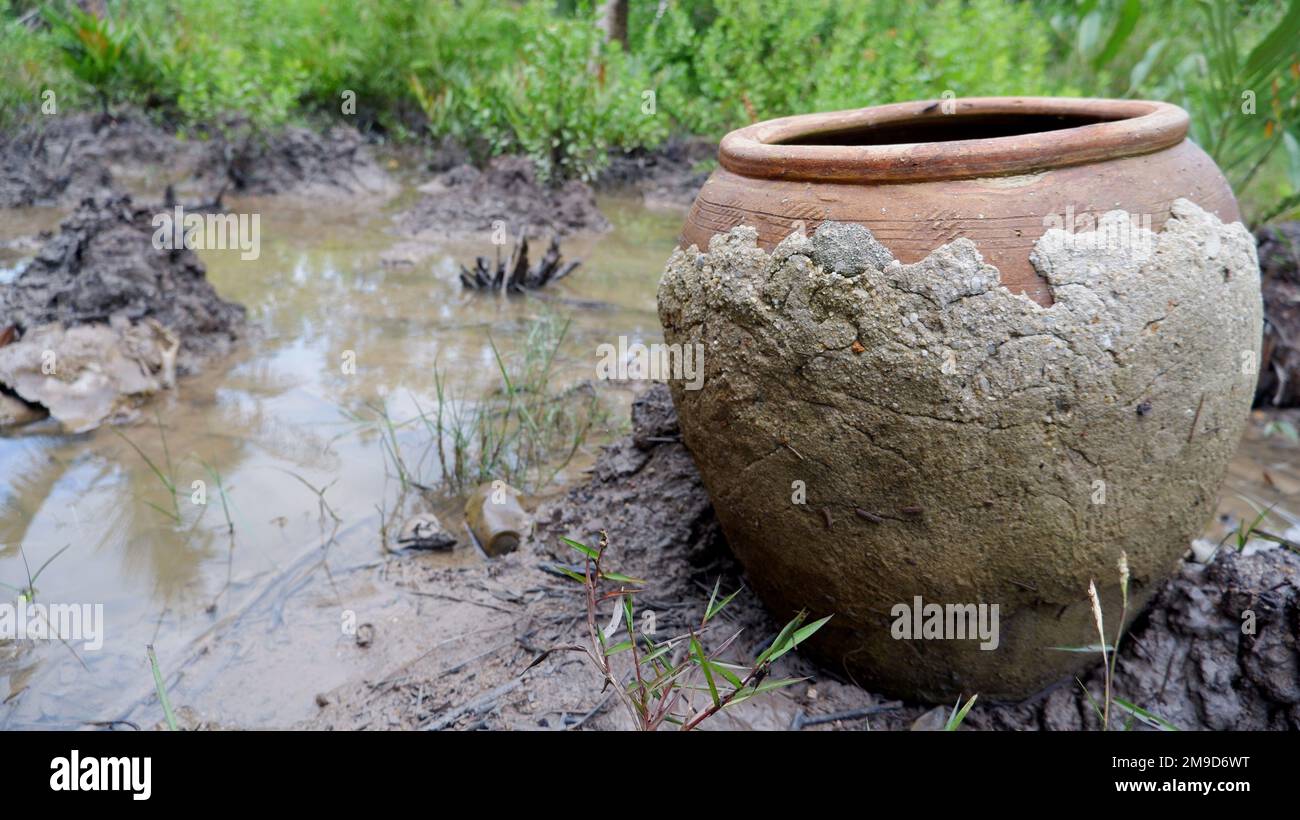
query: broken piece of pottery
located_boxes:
[663,101,1261,700]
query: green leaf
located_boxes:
[719,668,747,691]
[1127,39,1166,93]
[1093,0,1142,68]
[726,677,806,707]
[601,571,645,585]
[690,635,720,708]
[945,694,978,730]
[604,640,633,656]
[1076,11,1104,58]
[1113,697,1181,731]
[705,580,742,623]
[764,614,831,665]
[638,644,671,666]
[1244,0,1300,85]
[555,567,587,584]
[1283,130,1300,190]
[792,614,831,646]
[622,594,635,636]
[1076,677,1105,722]
[755,612,804,666]
[560,536,598,560]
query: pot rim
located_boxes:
[718,97,1190,183]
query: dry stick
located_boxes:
[1188,393,1206,443]
[423,679,522,731]
[791,705,900,730]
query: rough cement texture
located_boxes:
[657,200,1262,700]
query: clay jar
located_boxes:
[662,97,1261,700]
[680,97,1238,305]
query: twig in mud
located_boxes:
[790,704,901,729]
[459,235,579,293]
[406,589,516,613]
[423,679,522,731]
[277,469,342,524]
[565,689,616,731]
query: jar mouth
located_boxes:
[718,97,1189,183]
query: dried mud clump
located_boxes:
[0,191,246,377]
[658,200,1262,700]
[395,155,609,240]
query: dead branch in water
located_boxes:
[459,234,579,293]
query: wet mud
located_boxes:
[598,137,716,210]
[394,155,610,241]
[0,112,396,206]
[308,386,1300,730]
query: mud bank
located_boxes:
[193,122,398,199]
[0,113,120,207]
[597,137,715,209]
[0,112,395,206]
[306,385,1298,730]
[394,155,609,241]
[2,191,245,370]
[1256,222,1300,407]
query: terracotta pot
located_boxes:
[680,97,1239,305]
[663,97,1262,701]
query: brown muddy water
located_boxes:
[0,185,683,729]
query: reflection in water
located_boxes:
[0,190,683,727]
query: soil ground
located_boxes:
[306,386,1300,731]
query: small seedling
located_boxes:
[147,644,179,731]
[526,531,831,731]
[945,693,978,730]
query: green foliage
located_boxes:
[534,532,831,730]
[40,2,139,112]
[643,0,1068,136]
[0,0,1296,204]
[1044,0,1300,222]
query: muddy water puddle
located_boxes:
[0,190,683,728]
